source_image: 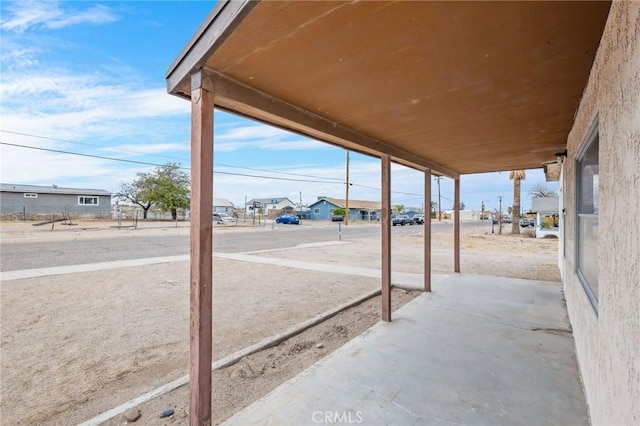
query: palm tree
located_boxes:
[509,170,526,234]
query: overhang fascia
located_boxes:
[166,0,257,99]
[206,70,459,178]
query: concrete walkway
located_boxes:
[225,274,588,426]
[1,248,448,290]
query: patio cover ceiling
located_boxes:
[167,0,610,178]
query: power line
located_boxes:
[1,141,171,168]
[1,140,453,200]
[216,162,344,183]
[0,129,344,183]
[0,129,189,162]
[0,142,345,185]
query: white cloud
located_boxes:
[0,46,41,67]
[1,70,189,142]
[1,1,118,33]
[0,143,135,192]
[102,143,190,157]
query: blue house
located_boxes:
[308,197,381,221]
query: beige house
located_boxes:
[166,1,638,423]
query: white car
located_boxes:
[412,214,425,224]
[213,213,235,224]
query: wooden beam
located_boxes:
[381,155,392,322]
[454,178,461,273]
[166,0,257,97]
[190,70,214,426]
[208,72,459,179]
[424,169,432,292]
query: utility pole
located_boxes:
[498,196,503,235]
[345,150,350,226]
[435,176,442,221]
[299,191,302,221]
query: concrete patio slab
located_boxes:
[225,274,588,426]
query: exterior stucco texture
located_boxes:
[564,2,640,424]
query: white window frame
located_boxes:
[23,193,38,198]
[78,196,99,206]
[314,208,320,214]
[575,117,599,314]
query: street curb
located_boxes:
[78,287,382,426]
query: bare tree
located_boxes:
[529,182,558,198]
[115,175,154,219]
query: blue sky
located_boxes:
[0,1,557,214]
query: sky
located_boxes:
[0,1,558,214]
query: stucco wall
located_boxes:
[564,2,640,424]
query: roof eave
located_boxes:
[166,0,257,99]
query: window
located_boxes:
[576,121,599,311]
[23,193,38,198]
[79,196,99,206]
[314,208,320,214]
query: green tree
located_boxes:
[149,163,190,220]
[333,207,346,216]
[393,204,404,214]
[510,170,526,234]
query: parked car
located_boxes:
[213,212,235,224]
[520,218,535,227]
[392,215,410,226]
[412,214,425,225]
[331,215,344,222]
[275,214,300,224]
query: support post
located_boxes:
[345,150,350,225]
[454,177,461,273]
[424,170,432,291]
[190,70,214,426]
[381,155,392,321]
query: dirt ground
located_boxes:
[0,220,561,425]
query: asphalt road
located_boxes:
[0,221,489,272]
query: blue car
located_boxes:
[275,214,300,225]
